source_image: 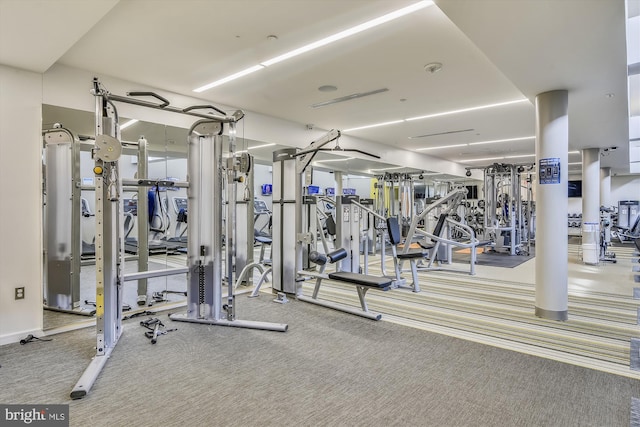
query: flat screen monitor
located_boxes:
[568,180,582,198]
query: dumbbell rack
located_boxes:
[568,213,582,236]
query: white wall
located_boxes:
[611,175,640,203]
[0,65,43,344]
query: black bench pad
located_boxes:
[328,272,393,289]
[397,250,428,259]
[458,240,492,246]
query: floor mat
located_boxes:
[452,247,534,268]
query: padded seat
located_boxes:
[396,250,429,259]
[328,271,393,289]
[255,235,272,245]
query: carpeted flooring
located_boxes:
[2,295,638,427]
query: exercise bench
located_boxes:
[298,248,394,320]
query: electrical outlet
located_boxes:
[15,287,24,300]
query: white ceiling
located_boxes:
[1,0,636,176]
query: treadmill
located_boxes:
[166,196,188,253]
[123,198,179,255]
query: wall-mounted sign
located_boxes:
[539,158,561,184]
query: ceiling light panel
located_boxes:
[343,98,529,133]
[193,1,434,93]
[468,136,535,145]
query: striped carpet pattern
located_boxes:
[301,253,640,378]
[1,295,639,426]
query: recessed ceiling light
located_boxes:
[468,136,535,145]
[343,98,529,132]
[416,143,468,151]
[193,1,434,92]
[503,154,535,159]
[406,99,529,122]
[316,157,353,162]
[424,62,442,74]
[370,166,407,172]
[462,156,509,163]
[318,85,338,92]
[120,119,139,130]
[461,153,538,163]
[248,143,276,150]
[267,35,278,41]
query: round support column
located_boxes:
[534,90,568,321]
[581,148,600,264]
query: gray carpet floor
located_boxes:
[2,295,638,427]
[44,259,188,330]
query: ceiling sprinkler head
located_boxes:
[424,62,443,74]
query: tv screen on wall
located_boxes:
[568,180,582,198]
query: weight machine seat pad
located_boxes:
[457,240,493,247]
[328,248,348,263]
[328,272,393,289]
[396,250,429,259]
[255,236,272,245]
[386,217,402,245]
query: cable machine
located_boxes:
[479,163,534,255]
[70,79,286,400]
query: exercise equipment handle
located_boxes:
[182,104,227,116]
[126,91,170,108]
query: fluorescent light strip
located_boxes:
[417,143,468,151]
[316,157,354,162]
[503,154,535,159]
[416,136,534,151]
[236,143,277,154]
[345,120,405,132]
[194,1,433,93]
[463,153,535,162]
[462,156,505,162]
[370,166,407,172]
[248,143,276,150]
[406,99,528,122]
[343,98,529,132]
[120,119,139,130]
[464,151,578,163]
[468,136,534,146]
[194,65,265,93]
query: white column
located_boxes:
[534,90,568,321]
[600,167,611,208]
[581,148,600,264]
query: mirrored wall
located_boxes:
[41,104,480,330]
